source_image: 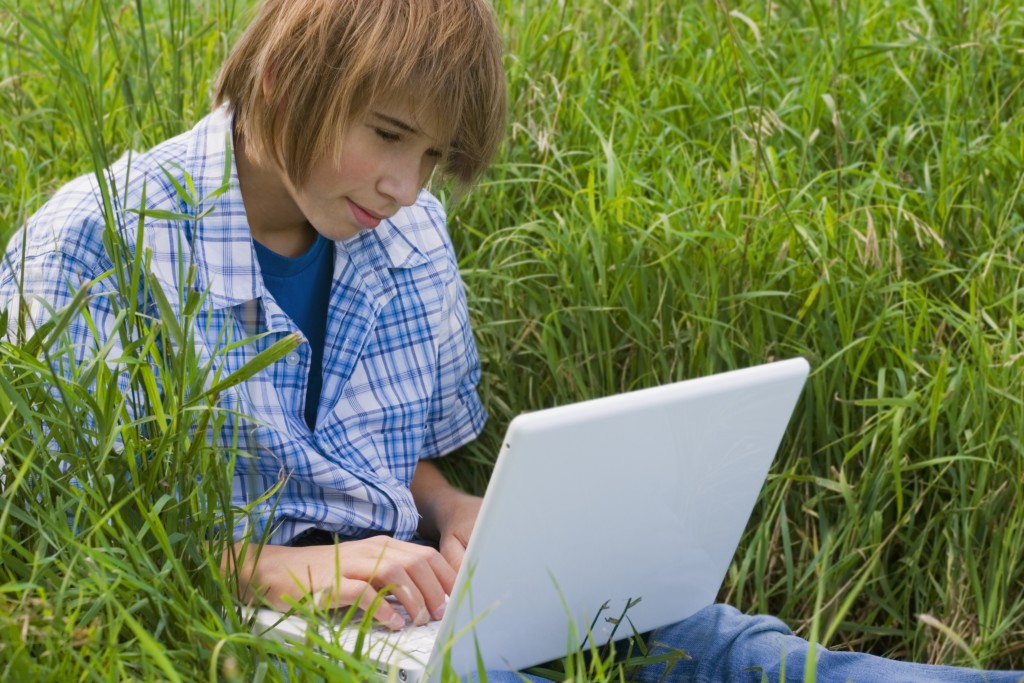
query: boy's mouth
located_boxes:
[348,200,385,229]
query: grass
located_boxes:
[2,0,1024,680]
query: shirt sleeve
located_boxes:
[0,182,125,370]
[418,259,488,459]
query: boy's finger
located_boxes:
[439,535,468,575]
[350,537,452,624]
[349,580,406,630]
[402,550,455,621]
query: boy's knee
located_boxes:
[635,604,803,682]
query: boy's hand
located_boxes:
[435,492,481,573]
[232,536,455,630]
[409,459,484,573]
[230,458,484,630]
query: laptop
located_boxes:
[249,357,810,681]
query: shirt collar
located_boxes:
[364,209,429,270]
[184,105,260,309]
[185,106,427,309]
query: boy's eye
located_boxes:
[371,123,444,161]
[374,128,401,142]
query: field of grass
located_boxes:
[2,0,1024,680]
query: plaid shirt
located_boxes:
[0,108,487,544]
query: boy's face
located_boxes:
[282,99,445,242]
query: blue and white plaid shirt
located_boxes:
[0,108,487,545]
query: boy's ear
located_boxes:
[261,68,289,116]
[261,59,285,102]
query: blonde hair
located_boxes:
[215,0,507,191]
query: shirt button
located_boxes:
[285,352,300,366]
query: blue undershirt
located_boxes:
[253,234,334,430]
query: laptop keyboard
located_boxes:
[335,601,441,660]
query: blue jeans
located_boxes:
[482,604,1024,683]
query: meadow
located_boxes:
[2,0,1024,680]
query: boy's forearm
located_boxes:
[222,540,270,604]
[410,458,476,540]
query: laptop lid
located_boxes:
[430,357,809,678]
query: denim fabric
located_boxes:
[484,604,1023,683]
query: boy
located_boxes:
[2,1,1021,680]
[0,0,505,632]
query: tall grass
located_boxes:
[2,0,1024,680]
[457,0,1024,670]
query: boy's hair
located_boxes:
[215,0,507,192]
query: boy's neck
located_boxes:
[235,134,318,258]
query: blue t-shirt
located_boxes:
[254,234,334,430]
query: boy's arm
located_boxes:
[222,461,479,628]
[226,534,457,629]
[409,458,482,573]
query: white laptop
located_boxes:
[250,357,810,681]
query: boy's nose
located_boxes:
[379,162,422,208]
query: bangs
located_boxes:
[216,0,506,191]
